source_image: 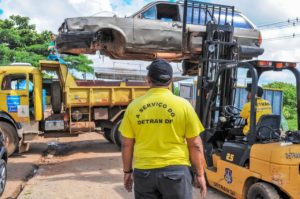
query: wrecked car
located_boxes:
[56,1,262,75]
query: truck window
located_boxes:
[1,74,27,90]
[142,4,179,22]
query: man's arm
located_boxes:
[187,136,207,197]
[122,137,135,192]
[240,103,250,119]
[187,136,205,176]
[122,137,135,172]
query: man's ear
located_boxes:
[146,76,151,84]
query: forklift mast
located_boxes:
[182,1,300,146]
[182,0,238,128]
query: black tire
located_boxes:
[51,81,62,114]
[247,182,280,199]
[0,159,7,197]
[0,122,18,156]
[112,120,122,148]
[103,128,113,143]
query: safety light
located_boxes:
[258,32,263,46]
[287,62,297,68]
[257,61,271,67]
[275,62,283,69]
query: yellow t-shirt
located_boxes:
[119,88,204,169]
[240,98,272,134]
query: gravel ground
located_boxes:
[2,132,229,199]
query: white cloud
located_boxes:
[259,70,296,85]
[67,0,112,16]
[260,26,300,61]
[0,0,112,32]
[109,0,147,16]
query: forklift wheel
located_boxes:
[103,128,113,144]
[51,81,62,114]
[247,182,280,199]
[0,121,19,156]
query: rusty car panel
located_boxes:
[56,1,262,64]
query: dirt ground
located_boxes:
[1,132,229,199]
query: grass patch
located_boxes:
[286,118,298,131]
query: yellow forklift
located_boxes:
[181,1,300,198]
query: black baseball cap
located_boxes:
[146,59,173,86]
[246,84,264,97]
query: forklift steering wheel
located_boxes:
[224,105,241,117]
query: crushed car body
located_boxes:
[56,1,263,72]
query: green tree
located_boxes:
[173,86,180,96]
[64,55,94,73]
[0,15,94,74]
[263,82,297,130]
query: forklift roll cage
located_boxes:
[203,61,300,145]
[181,0,300,145]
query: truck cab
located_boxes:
[0,65,43,123]
[0,64,43,155]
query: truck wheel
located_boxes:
[0,159,7,197]
[51,81,62,114]
[247,182,280,199]
[0,122,19,156]
[112,120,122,148]
[103,128,113,143]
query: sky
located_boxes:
[0,0,299,84]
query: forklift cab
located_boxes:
[201,60,299,167]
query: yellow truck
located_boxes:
[0,60,150,155]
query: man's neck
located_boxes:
[150,86,169,89]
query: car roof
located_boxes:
[130,1,256,29]
[131,0,244,14]
[130,1,178,17]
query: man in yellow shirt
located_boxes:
[233,86,272,136]
[119,59,207,199]
[241,86,273,134]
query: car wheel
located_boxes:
[103,128,113,143]
[0,159,7,197]
[247,182,280,199]
[111,120,122,148]
[0,121,19,156]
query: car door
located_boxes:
[133,3,182,52]
[0,73,30,123]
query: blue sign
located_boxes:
[8,106,17,112]
[7,96,20,113]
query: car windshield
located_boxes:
[142,6,156,20]
[214,12,253,29]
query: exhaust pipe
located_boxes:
[239,45,264,58]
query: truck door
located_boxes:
[133,3,182,51]
[0,73,30,123]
